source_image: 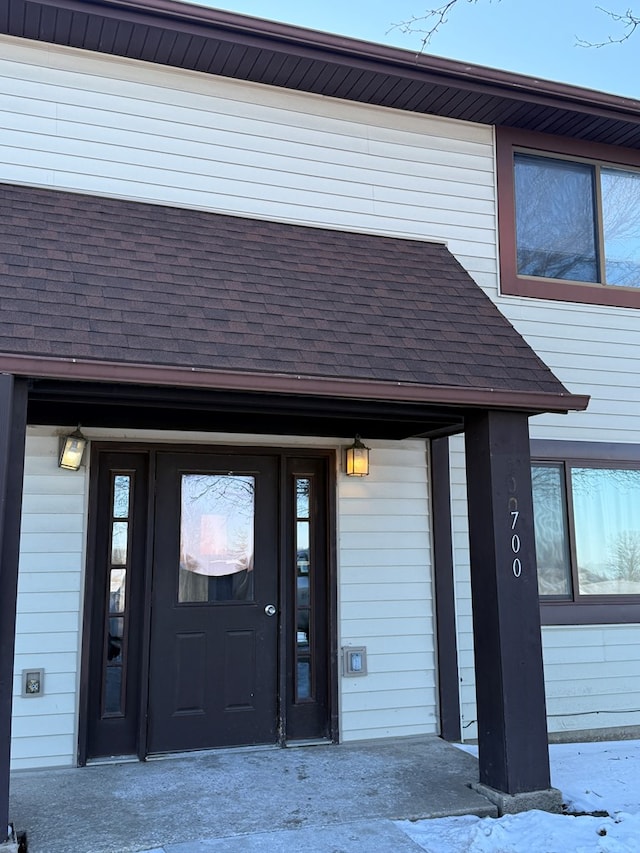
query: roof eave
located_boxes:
[31,0,640,120]
[1,354,590,415]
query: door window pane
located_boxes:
[113,475,131,518]
[111,521,128,566]
[179,474,255,603]
[102,471,133,718]
[109,568,126,613]
[572,467,640,595]
[532,464,572,598]
[296,479,310,519]
[515,154,598,282]
[294,477,313,703]
[602,167,640,288]
[108,617,124,663]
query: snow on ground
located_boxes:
[396,740,640,853]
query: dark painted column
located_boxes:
[0,375,28,842]
[430,437,461,742]
[464,410,550,795]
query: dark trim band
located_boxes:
[0,354,589,414]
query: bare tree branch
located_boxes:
[391,1,639,51]
[577,6,640,47]
[390,0,485,50]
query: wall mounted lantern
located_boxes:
[58,427,88,471]
[345,435,370,477]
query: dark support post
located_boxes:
[0,375,28,843]
[430,437,461,742]
[464,410,553,803]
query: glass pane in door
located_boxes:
[102,472,133,718]
[179,474,255,603]
[295,477,313,702]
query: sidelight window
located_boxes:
[295,477,313,702]
[103,473,133,716]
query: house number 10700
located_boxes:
[510,509,522,578]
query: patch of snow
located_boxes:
[396,740,640,853]
[398,812,640,853]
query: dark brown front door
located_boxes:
[83,447,332,762]
[147,453,279,753]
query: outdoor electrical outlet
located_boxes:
[22,668,44,697]
[342,647,367,676]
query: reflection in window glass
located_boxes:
[297,521,309,553]
[296,479,310,519]
[531,465,572,598]
[108,617,124,663]
[297,662,311,701]
[111,521,128,566]
[514,154,598,282]
[113,475,131,518]
[109,568,126,613]
[102,470,133,718]
[295,477,313,703]
[572,468,640,596]
[297,575,310,608]
[602,168,640,288]
[179,475,255,603]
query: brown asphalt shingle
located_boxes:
[0,183,567,396]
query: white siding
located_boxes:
[338,441,437,741]
[0,34,495,281]
[502,302,640,444]
[543,626,640,733]
[12,433,88,770]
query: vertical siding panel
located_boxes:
[12,431,87,770]
[338,440,438,741]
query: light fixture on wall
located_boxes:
[345,435,370,477]
[58,427,88,471]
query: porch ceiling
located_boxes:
[0,183,587,421]
[2,0,640,148]
[27,378,466,439]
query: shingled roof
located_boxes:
[0,184,585,413]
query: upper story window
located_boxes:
[497,128,640,309]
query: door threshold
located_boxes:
[86,755,140,766]
[146,743,280,761]
[285,738,333,748]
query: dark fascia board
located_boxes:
[1,353,590,414]
[22,0,640,137]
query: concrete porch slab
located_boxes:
[149,819,430,852]
[9,736,496,853]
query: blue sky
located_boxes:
[185,0,638,99]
